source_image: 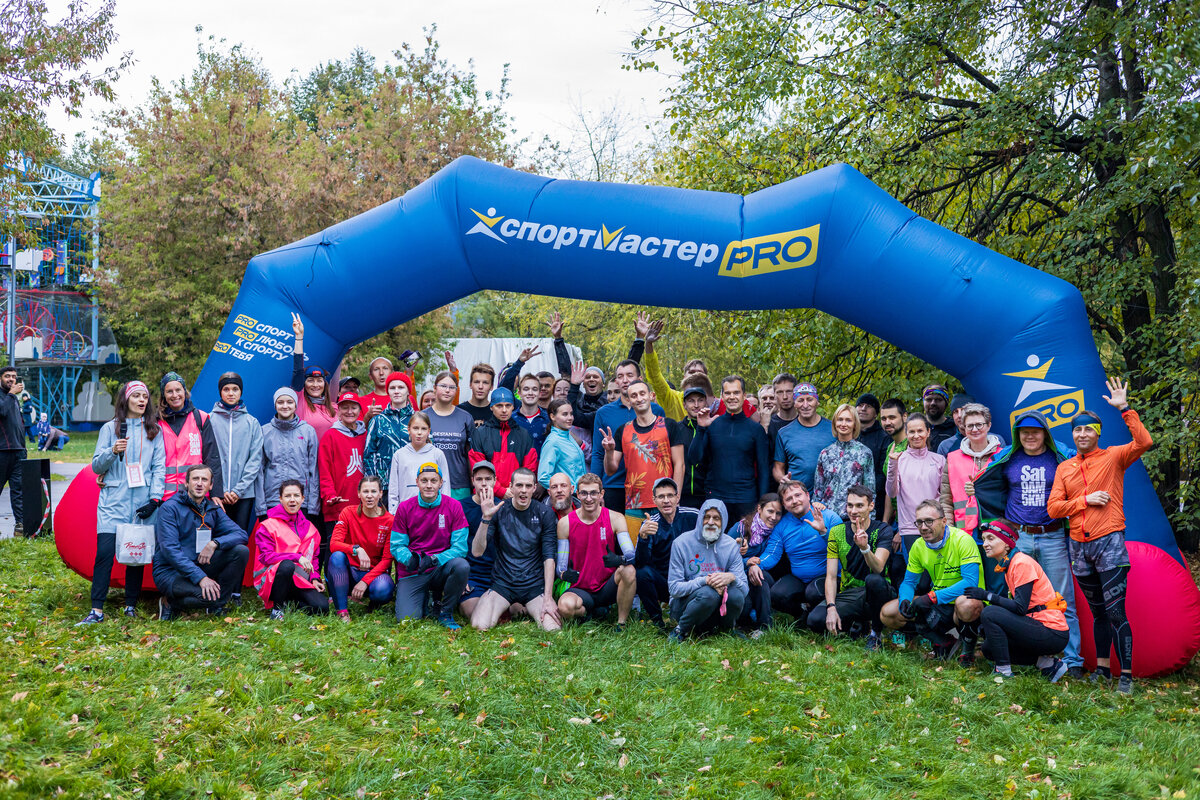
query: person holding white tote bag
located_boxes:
[77,380,166,626]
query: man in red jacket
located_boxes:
[468,388,538,499]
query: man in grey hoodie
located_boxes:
[667,499,749,643]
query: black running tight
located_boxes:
[1074,567,1132,672]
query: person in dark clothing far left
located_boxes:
[0,367,26,536]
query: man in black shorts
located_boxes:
[469,468,561,632]
[555,473,637,627]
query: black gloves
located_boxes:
[963,586,990,602]
[912,594,937,616]
[407,553,438,573]
[560,569,580,584]
[898,599,915,619]
[135,498,163,520]
[602,552,624,569]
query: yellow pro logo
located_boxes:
[234,327,258,342]
[234,314,257,328]
[212,341,230,354]
[717,225,820,278]
[1009,390,1086,430]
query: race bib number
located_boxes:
[126,462,146,488]
[196,526,212,554]
[188,433,202,456]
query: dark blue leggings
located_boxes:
[325,551,395,611]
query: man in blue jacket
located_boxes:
[973,409,1083,677]
[152,464,249,620]
[635,477,700,630]
[758,479,843,619]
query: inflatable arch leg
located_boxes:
[55,157,1200,674]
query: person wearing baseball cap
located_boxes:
[677,381,712,509]
[391,462,471,629]
[459,460,500,620]
[318,391,368,530]
[973,408,1083,678]
[338,375,361,395]
[772,381,834,494]
[855,393,890,503]
[467,387,538,499]
[1047,376,1152,695]
[965,519,1070,683]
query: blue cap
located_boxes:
[489,387,515,406]
[1014,414,1043,429]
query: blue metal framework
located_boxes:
[2,157,116,428]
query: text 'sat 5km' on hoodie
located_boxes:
[468,417,538,498]
[318,419,367,523]
[209,401,264,500]
[668,499,748,601]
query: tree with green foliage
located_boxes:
[96,32,516,386]
[632,0,1200,546]
[0,0,127,239]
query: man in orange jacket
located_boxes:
[1047,376,1152,696]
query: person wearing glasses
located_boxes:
[880,500,984,663]
[938,403,1005,592]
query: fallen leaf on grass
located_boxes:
[494,653,512,661]
[10,692,27,702]
[721,660,731,670]
[568,717,592,725]
[500,637,515,648]
[618,754,628,769]
[474,710,487,726]
[697,765,711,773]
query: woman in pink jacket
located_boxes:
[886,412,946,557]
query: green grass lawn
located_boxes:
[26,431,99,465]
[2,538,1198,800]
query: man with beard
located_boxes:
[636,477,699,630]
[922,385,957,452]
[546,472,577,519]
[667,499,748,642]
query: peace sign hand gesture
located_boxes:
[600,426,617,452]
[291,312,304,339]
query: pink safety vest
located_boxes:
[946,449,995,533]
[161,409,208,498]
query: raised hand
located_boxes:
[646,318,665,345]
[444,350,458,373]
[1103,376,1129,409]
[518,345,543,363]
[634,311,651,339]
[479,485,505,519]
[600,426,617,452]
[696,408,715,428]
[852,524,869,551]
[291,312,304,339]
[546,311,564,340]
[804,512,827,536]
[570,360,586,385]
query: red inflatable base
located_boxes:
[1074,541,1200,678]
[55,467,257,592]
[54,472,1200,674]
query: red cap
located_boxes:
[336,391,362,409]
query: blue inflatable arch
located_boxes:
[194,157,1179,560]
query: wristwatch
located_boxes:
[352,545,360,558]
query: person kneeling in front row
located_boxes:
[153,464,249,620]
[391,463,470,629]
[252,480,328,619]
[880,499,984,663]
[667,499,749,643]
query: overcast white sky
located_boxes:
[46,0,672,159]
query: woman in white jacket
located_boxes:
[388,411,449,511]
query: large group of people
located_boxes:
[61,312,1154,695]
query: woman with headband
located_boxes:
[290,314,336,440]
[965,519,1070,683]
[157,372,221,501]
[77,380,166,625]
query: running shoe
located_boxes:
[124,605,137,618]
[436,610,461,631]
[667,626,685,645]
[269,608,286,621]
[1043,658,1069,684]
[75,610,104,626]
[1116,675,1134,696]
